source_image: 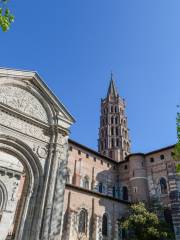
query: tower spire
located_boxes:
[107,73,118,98]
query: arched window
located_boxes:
[111,106,113,113]
[111,139,114,148]
[102,214,108,236]
[125,131,127,138]
[78,209,88,234]
[111,127,114,135]
[111,116,114,124]
[83,176,89,189]
[160,178,168,194]
[116,138,119,147]
[115,116,118,124]
[122,186,128,201]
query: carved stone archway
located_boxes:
[0,136,43,239]
[0,68,75,240]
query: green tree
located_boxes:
[121,202,174,240]
[0,0,14,31]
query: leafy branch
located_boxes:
[0,0,14,31]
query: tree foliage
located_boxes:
[121,203,174,240]
[0,0,14,31]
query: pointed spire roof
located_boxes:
[107,72,118,97]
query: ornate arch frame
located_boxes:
[0,134,44,240]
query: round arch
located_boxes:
[0,179,8,211]
[0,134,44,240]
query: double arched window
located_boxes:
[102,214,108,236]
[160,177,168,194]
[122,186,128,201]
[78,209,88,234]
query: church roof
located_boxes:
[107,73,118,97]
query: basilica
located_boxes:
[0,68,179,240]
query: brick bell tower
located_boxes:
[98,74,131,162]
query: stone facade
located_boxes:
[0,68,74,240]
[0,68,179,240]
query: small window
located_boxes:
[111,116,114,124]
[78,150,81,155]
[69,146,73,151]
[150,157,154,163]
[111,106,113,113]
[94,157,96,162]
[101,160,103,165]
[86,154,89,158]
[160,154,165,160]
[124,165,128,170]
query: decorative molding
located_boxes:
[0,86,48,123]
[0,110,50,142]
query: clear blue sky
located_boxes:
[1,0,180,153]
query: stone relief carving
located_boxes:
[36,146,48,159]
[0,110,50,142]
[0,86,48,122]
